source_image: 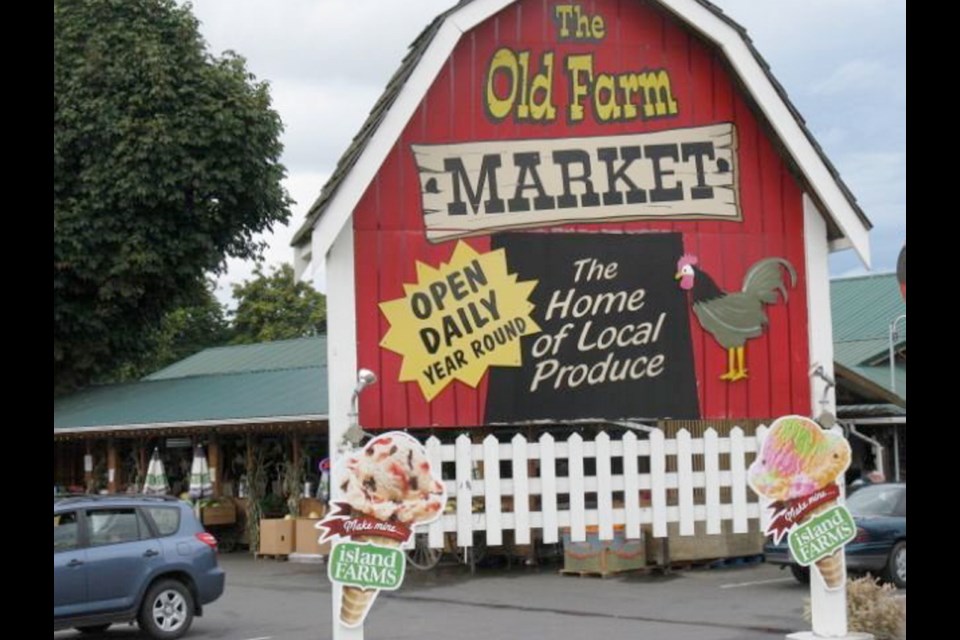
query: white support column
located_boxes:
[802,195,850,638]
[324,222,362,640]
[803,194,837,418]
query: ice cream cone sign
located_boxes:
[748,416,854,591]
[318,432,447,627]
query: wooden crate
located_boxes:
[651,519,764,564]
[561,527,646,576]
[201,500,237,526]
[259,519,295,555]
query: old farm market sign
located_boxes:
[379,242,540,400]
[415,125,739,243]
[410,2,741,243]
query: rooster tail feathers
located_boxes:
[741,258,797,303]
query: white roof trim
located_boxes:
[53,413,329,436]
[660,0,870,267]
[310,0,871,268]
[313,0,515,263]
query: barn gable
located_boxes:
[292,0,870,273]
[299,0,871,430]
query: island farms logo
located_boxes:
[328,542,405,591]
[788,505,857,566]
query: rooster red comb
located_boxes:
[677,254,699,268]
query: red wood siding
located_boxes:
[353,0,810,428]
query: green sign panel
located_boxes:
[328,542,406,591]
[788,505,856,566]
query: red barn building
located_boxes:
[292,0,871,438]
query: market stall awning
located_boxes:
[54,337,329,438]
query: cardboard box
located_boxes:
[259,518,295,555]
[298,498,327,519]
[294,518,332,555]
[561,527,646,575]
[201,500,237,526]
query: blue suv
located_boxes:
[54,494,225,638]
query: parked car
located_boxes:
[764,483,906,588]
[54,494,225,638]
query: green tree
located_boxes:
[106,284,231,382]
[54,0,291,395]
[231,263,327,344]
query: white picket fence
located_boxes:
[411,425,770,548]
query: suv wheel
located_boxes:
[138,579,194,639]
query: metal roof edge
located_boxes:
[53,413,330,436]
[834,362,905,408]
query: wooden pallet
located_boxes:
[254,552,289,561]
[559,566,655,578]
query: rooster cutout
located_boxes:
[676,255,796,381]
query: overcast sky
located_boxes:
[185,0,905,303]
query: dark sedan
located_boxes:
[764,483,905,588]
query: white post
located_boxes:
[539,434,559,544]
[676,429,695,536]
[567,433,586,543]
[803,195,838,419]
[482,435,503,547]
[511,434,531,545]
[703,428,721,535]
[649,429,667,539]
[796,196,853,639]
[888,315,906,393]
[808,558,849,637]
[621,432,641,541]
[324,224,363,640]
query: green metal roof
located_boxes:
[146,336,326,380]
[54,337,328,432]
[847,363,906,401]
[831,273,906,358]
[831,272,906,403]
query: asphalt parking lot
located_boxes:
[55,553,903,640]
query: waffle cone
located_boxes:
[815,549,844,589]
[803,497,845,590]
[338,535,401,627]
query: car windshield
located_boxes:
[846,484,904,517]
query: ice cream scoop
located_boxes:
[340,433,446,523]
[748,416,850,502]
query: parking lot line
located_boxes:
[719,577,795,589]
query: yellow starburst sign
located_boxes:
[379,241,541,401]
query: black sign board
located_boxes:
[485,232,700,422]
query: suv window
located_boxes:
[86,508,143,547]
[144,506,181,537]
[54,511,80,552]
